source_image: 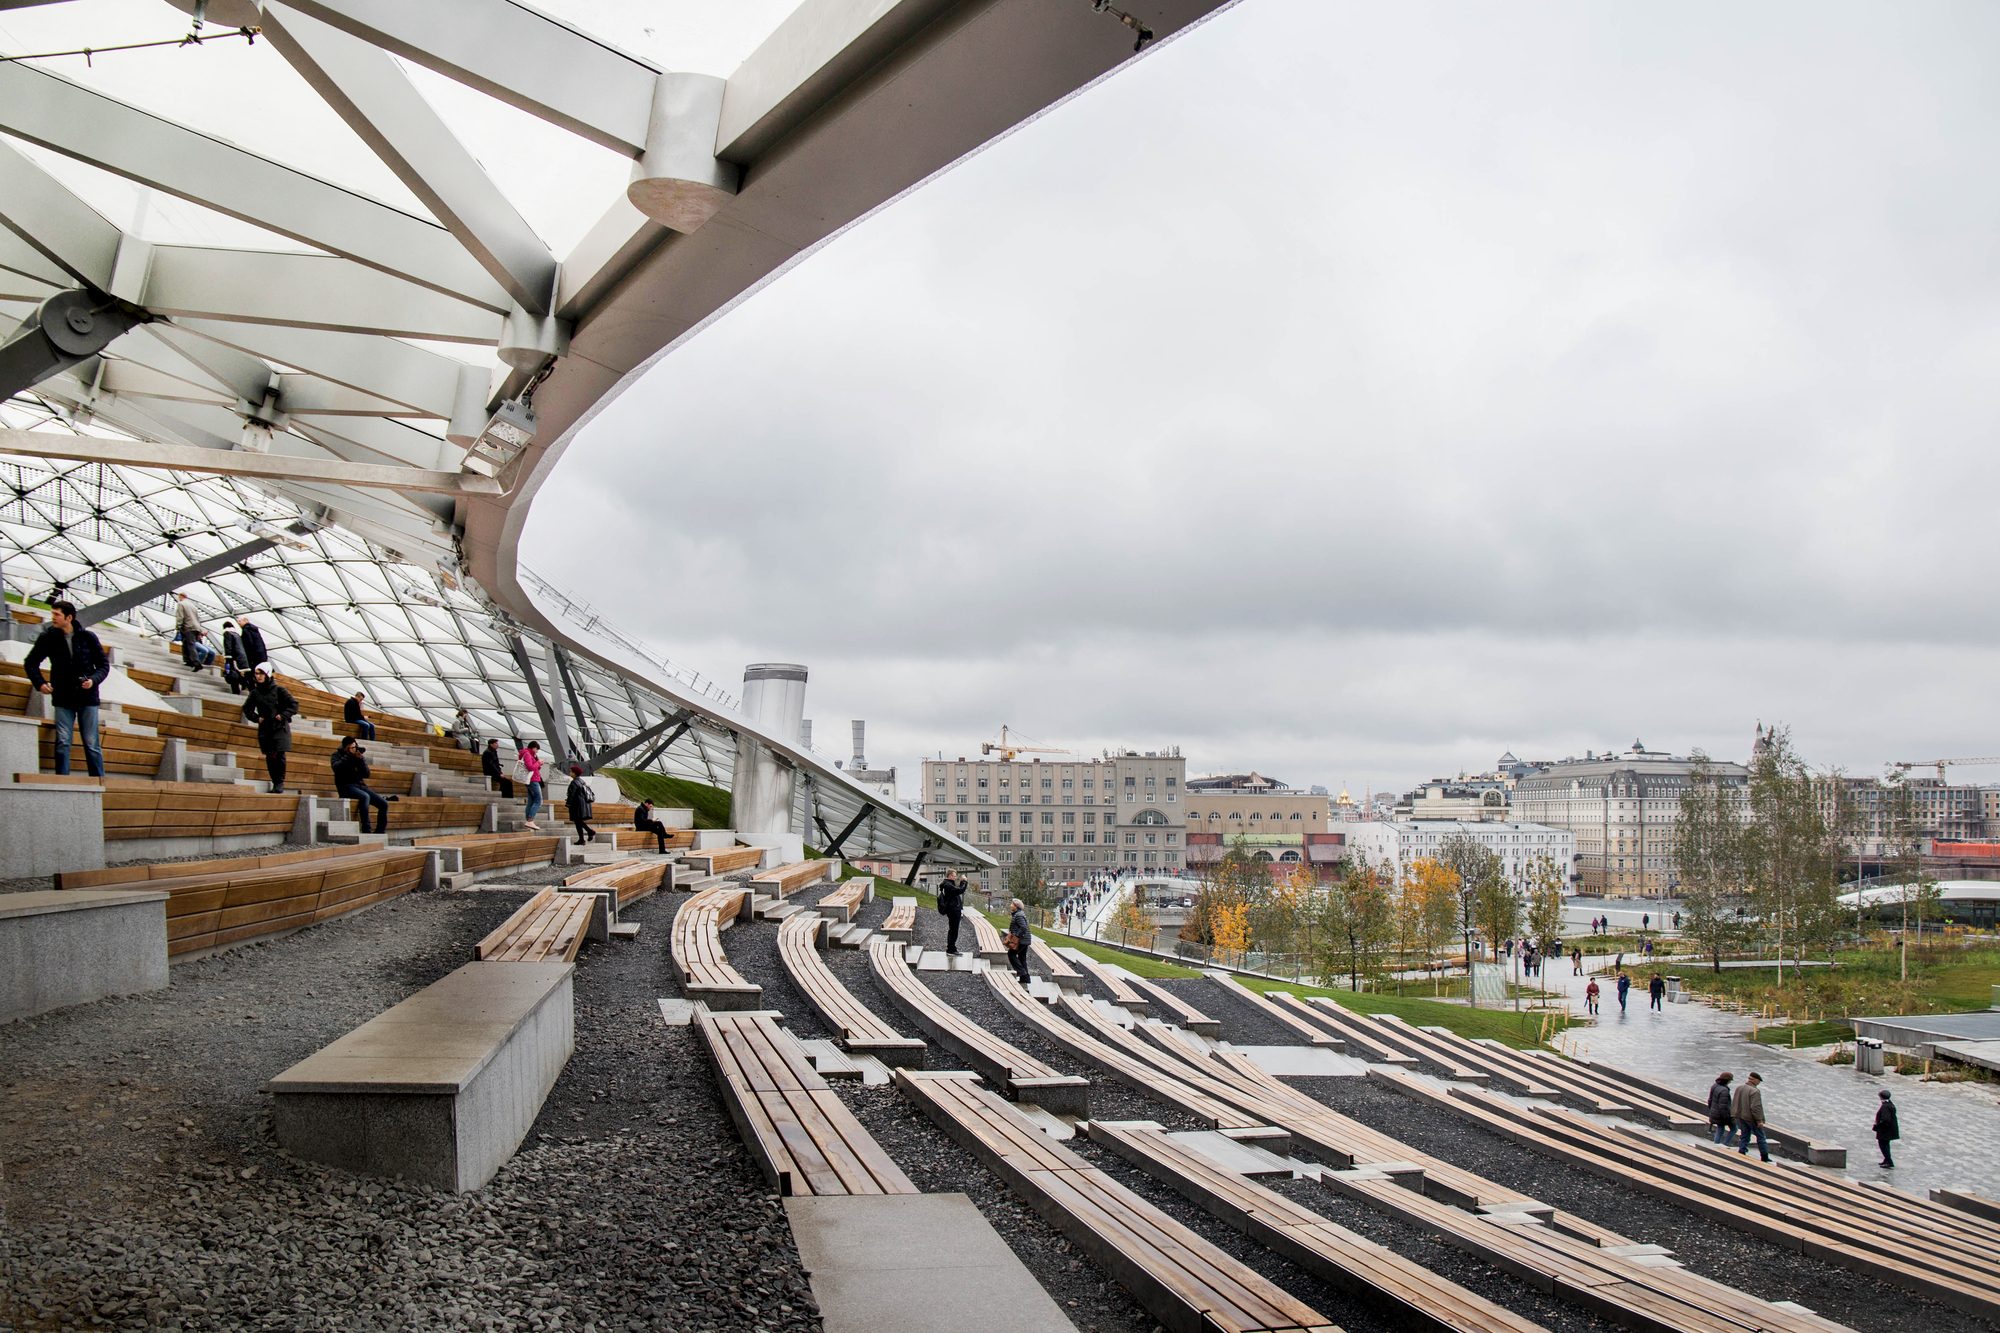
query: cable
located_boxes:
[0,24,258,68]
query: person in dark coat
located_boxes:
[937,872,967,956]
[330,736,388,834]
[634,798,670,853]
[1875,1090,1900,1168]
[1005,897,1033,983]
[482,738,512,797]
[222,620,246,668]
[1705,1071,1735,1144]
[343,691,376,740]
[563,764,596,843]
[1649,973,1666,1011]
[1732,1072,1771,1161]
[1616,971,1632,1013]
[238,618,268,669]
[23,599,110,777]
[240,664,298,793]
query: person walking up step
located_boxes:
[174,592,204,671]
[241,664,298,794]
[1005,897,1033,984]
[238,617,268,670]
[1732,1072,1771,1161]
[1875,1090,1900,1168]
[23,599,108,778]
[517,739,545,830]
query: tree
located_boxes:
[1004,848,1050,909]
[1525,852,1566,957]
[1439,834,1503,990]
[1882,781,1943,980]
[1108,894,1151,948]
[1471,859,1521,973]
[1314,860,1394,992]
[1189,836,1268,950]
[1404,857,1461,995]
[1741,726,1849,980]
[1210,900,1251,955]
[1670,752,1749,974]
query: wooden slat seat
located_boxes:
[1207,977,1345,1050]
[1130,977,1222,1036]
[878,897,918,941]
[865,938,1086,1114]
[895,1070,1340,1333]
[1070,952,1147,1009]
[12,775,303,844]
[411,832,561,875]
[564,857,671,907]
[58,843,425,957]
[750,859,836,896]
[603,825,696,852]
[776,913,925,1066]
[679,844,765,876]
[474,887,595,963]
[1532,1052,1834,1154]
[696,1008,917,1197]
[668,885,760,1009]
[1029,937,1082,989]
[815,881,865,923]
[1272,995,1417,1066]
[967,910,1008,962]
[1090,1119,1551,1333]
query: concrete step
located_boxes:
[609,922,642,942]
[187,763,243,783]
[831,925,874,949]
[319,829,388,847]
[798,1038,864,1080]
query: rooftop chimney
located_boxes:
[851,720,866,771]
[799,718,813,750]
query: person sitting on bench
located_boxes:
[331,736,389,834]
[344,690,377,740]
[634,798,671,853]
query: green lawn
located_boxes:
[600,767,732,829]
[1234,976,1568,1049]
[1658,943,2000,1024]
[1750,1019,1854,1047]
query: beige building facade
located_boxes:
[1183,779,1330,838]
[922,748,1187,892]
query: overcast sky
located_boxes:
[525,0,2000,800]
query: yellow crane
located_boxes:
[1888,756,2000,783]
[981,725,1074,761]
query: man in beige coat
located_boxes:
[1731,1071,1771,1161]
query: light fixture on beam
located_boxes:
[462,397,535,478]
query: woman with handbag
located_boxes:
[518,739,546,830]
[1004,897,1033,984]
[564,763,597,843]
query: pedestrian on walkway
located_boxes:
[1005,897,1033,983]
[1572,946,1584,975]
[1649,973,1666,1010]
[23,599,109,777]
[1673,911,1682,930]
[1874,1090,1899,1168]
[938,870,966,955]
[1616,970,1631,1013]
[344,690,377,740]
[634,798,671,853]
[330,737,388,834]
[1706,1071,1735,1144]
[1585,978,1601,1015]
[240,664,298,793]
[238,617,268,668]
[1732,1073,1771,1160]
[174,592,204,671]
[564,763,597,843]
[1642,912,1651,933]
[482,738,512,797]
[517,740,545,830]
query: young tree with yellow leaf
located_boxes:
[1404,856,1461,995]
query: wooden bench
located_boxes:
[878,897,918,942]
[679,844,765,876]
[1069,952,1147,1010]
[669,885,761,1009]
[23,724,171,779]
[265,960,573,1191]
[604,825,695,852]
[13,773,306,846]
[1029,937,1083,990]
[815,880,866,923]
[1542,1053,1838,1159]
[1089,1119,1549,1333]
[412,832,561,876]
[564,857,671,907]
[750,858,837,897]
[968,910,1008,963]
[1206,976,1345,1050]
[475,887,596,963]
[1130,977,1222,1037]
[866,937,1087,1114]
[125,665,180,695]
[696,1008,917,1197]
[1273,995,1417,1066]
[895,1069,1340,1333]
[776,913,925,1066]
[57,843,424,957]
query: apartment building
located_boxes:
[1344,819,1576,890]
[922,747,1187,893]
[1184,773,1331,836]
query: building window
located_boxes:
[1062,812,1075,825]
[1062,778,1073,789]
[1083,832,1096,844]
[1042,832,1054,844]
[1041,779,1053,790]
[1125,833,1137,845]
[977,812,991,824]
[998,812,1011,825]
[1062,833,1075,844]
[1041,812,1054,825]
[999,832,1011,843]
[955,812,968,824]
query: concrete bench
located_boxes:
[263,960,574,1191]
[1,889,169,1023]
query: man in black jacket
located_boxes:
[330,737,388,834]
[937,871,967,956]
[23,600,110,777]
[238,618,268,669]
[482,738,512,798]
[1875,1090,1900,1168]
[343,691,376,740]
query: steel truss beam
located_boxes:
[581,707,691,774]
[0,427,499,496]
[75,532,279,627]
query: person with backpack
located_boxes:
[564,763,597,843]
[1874,1090,1900,1168]
[517,739,545,830]
[330,736,388,834]
[240,664,298,793]
[937,870,967,956]
[23,599,110,778]
[1705,1071,1735,1144]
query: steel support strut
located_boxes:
[74,534,279,627]
[505,633,568,769]
[0,288,148,399]
[582,708,691,774]
[824,803,874,859]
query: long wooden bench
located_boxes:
[866,937,1086,1114]
[1131,977,1222,1037]
[1273,995,1417,1066]
[603,825,695,852]
[1069,952,1147,1010]
[968,910,1008,963]
[413,832,560,876]
[16,775,304,844]
[1540,1052,1841,1161]
[877,897,918,941]
[895,1069,1341,1333]
[1089,1119,1550,1333]
[1206,976,1344,1050]
[697,1008,917,1197]
[815,880,866,923]
[669,885,760,1009]
[475,887,595,963]
[750,858,836,897]
[776,913,925,1066]
[272,674,487,776]
[679,844,765,876]
[565,857,671,907]
[58,843,424,957]
[1029,937,1083,990]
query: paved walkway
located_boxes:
[1533,952,2000,1199]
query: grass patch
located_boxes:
[600,767,732,829]
[1750,1018,1853,1047]
[1655,942,2000,1025]
[1033,934,1201,978]
[1233,976,1568,1049]
[3,590,51,611]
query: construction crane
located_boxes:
[1888,757,2000,783]
[981,725,1074,761]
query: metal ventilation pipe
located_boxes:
[851,720,866,771]
[730,663,807,840]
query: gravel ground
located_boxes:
[1,888,821,1333]
[1155,976,1299,1047]
[1288,1073,1986,1333]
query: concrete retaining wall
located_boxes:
[1,890,169,1023]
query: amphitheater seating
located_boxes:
[877,897,917,941]
[670,885,761,1009]
[26,725,169,779]
[679,845,764,876]
[603,825,695,852]
[815,881,865,923]
[411,832,561,876]
[564,857,670,907]
[967,910,1007,962]
[750,859,836,896]
[1271,995,1416,1066]
[697,1008,917,1197]
[1539,1054,1839,1159]
[1088,1119,1548,1333]
[475,887,595,963]
[1069,952,1147,1009]
[272,674,486,776]
[1208,977,1344,1050]
[56,843,426,957]
[1029,937,1082,989]
[18,775,300,844]
[866,938,1087,1114]
[775,913,925,1066]
[1130,977,1221,1036]
[123,665,181,695]
[895,1069,1341,1333]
